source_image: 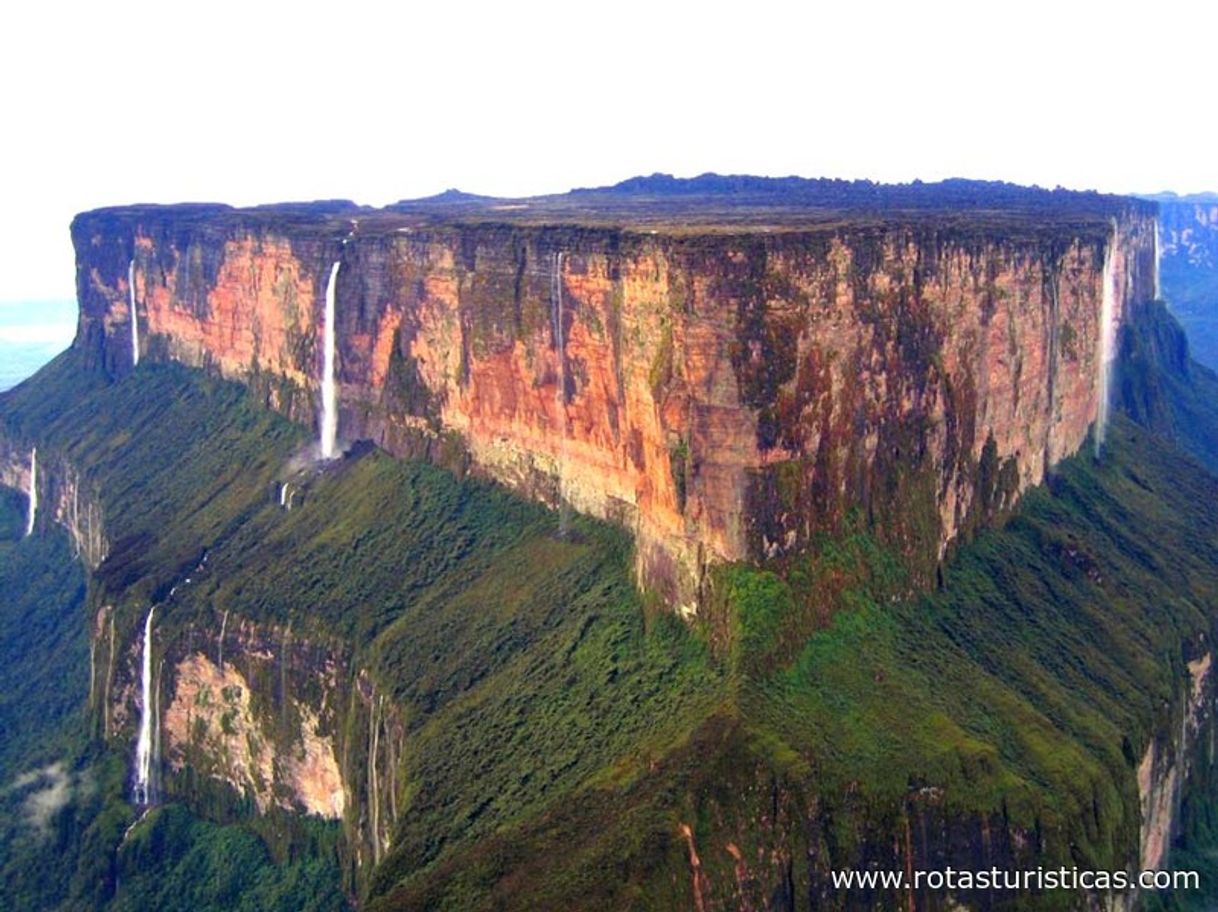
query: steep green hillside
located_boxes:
[0,492,89,911]
[3,308,1218,910]
[367,413,1218,911]
[1118,300,1218,473]
[0,490,87,778]
[0,353,724,909]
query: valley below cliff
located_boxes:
[4,178,1218,911]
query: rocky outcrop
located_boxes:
[0,440,108,566]
[92,604,404,879]
[1138,651,1213,874]
[70,188,1158,610]
[163,651,345,819]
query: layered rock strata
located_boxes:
[71,195,1158,609]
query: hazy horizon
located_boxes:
[0,300,76,392]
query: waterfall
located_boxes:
[133,606,156,805]
[128,259,140,367]
[24,448,37,537]
[1096,228,1118,456]
[552,252,570,538]
[217,609,228,669]
[320,261,341,459]
[1153,220,1162,301]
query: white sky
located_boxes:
[1,0,1213,301]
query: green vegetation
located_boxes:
[0,352,725,909]
[5,289,1218,909]
[669,436,689,511]
[756,414,1217,838]
[192,444,724,879]
[0,492,87,779]
[0,492,90,912]
[110,805,345,912]
[367,414,1218,910]
[0,357,350,911]
[647,319,674,395]
[0,351,306,609]
[0,448,336,911]
[1118,299,1218,473]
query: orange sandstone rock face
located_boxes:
[163,651,345,819]
[136,234,319,390]
[1138,651,1212,871]
[71,206,1158,610]
[92,605,401,864]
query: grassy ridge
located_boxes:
[748,415,1218,864]
[372,415,1218,910]
[0,356,347,911]
[0,352,725,909]
[0,350,306,610]
[185,442,725,878]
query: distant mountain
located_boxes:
[1144,194,1218,371]
[393,188,498,206]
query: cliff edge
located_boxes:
[70,177,1158,611]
